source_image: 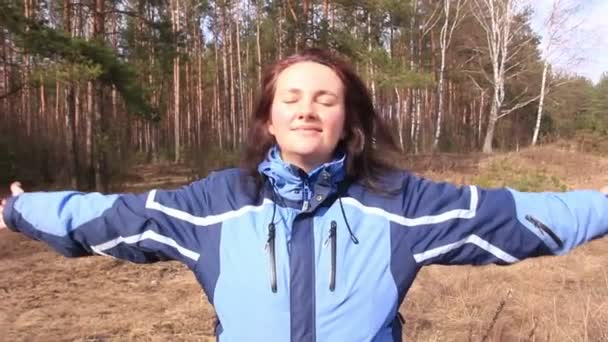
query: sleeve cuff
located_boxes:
[2,195,20,232]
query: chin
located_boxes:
[295,150,332,162]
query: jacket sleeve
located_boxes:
[405,177,608,266]
[1,178,216,269]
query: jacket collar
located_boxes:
[258,145,346,201]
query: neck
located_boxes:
[280,152,330,173]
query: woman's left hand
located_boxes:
[0,182,24,230]
[601,186,608,195]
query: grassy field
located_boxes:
[1,144,608,341]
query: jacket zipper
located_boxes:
[302,179,310,211]
[324,220,337,291]
[265,223,278,293]
[525,214,564,249]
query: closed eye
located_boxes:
[281,96,299,104]
[317,95,337,106]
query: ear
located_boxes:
[266,119,275,136]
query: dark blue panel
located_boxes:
[390,223,420,304]
[408,188,553,265]
[290,214,316,342]
[192,224,222,304]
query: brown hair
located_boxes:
[241,48,404,190]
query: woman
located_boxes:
[2,48,608,342]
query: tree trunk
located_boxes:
[86,81,94,188]
[186,59,191,149]
[395,87,404,149]
[478,90,484,146]
[414,89,421,155]
[94,0,107,191]
[1,31,8,123]
[172,0,181,163]
[278,1,284,58]
[197,25,204,148]
[236,12,244,145]
[409,0,417,149]
[214,29,223,149]
[221,6,230,147]
[482,95,499,153]
[65,84,78,188]
[256,1,262,85]
[532,61,549,146]
[367,12,376,105]
[61,0,79,187]
[473,0,517,153]
[433,0,450,150]
[228,20,236,150]
[36,75,44,139]
[22,0,31,137]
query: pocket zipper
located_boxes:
[324,220,337,291]
[525,214,564,249]
[265,223,278,293]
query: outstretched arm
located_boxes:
[1,180,212,269]
[405,177,608,266]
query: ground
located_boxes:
[1,145,608,341]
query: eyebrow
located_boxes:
[283,88,339,97]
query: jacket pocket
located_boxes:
[525,214,564,249]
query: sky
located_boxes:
[530,0,608,83]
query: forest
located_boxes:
[0,0,607,190]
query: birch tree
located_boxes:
[531,0,584,145]
[472,0,539,153]
[410,0,440,154]
[433,0,467,150]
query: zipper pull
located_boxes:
[324,221,336,247]
[265,223,278,293]
[302,179,310,211]
[302,200,310,211]
[328,221,337,291]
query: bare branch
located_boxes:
[498,94,541,119]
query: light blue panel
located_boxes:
[508,189,608,254]
[213,205,297,341]
[314,204,398,341]
[14,192,120,236]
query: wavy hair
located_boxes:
[241,48,404,190]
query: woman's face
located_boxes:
[268,61,346,172]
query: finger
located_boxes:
[10,181,24,196]
[600,186,608,195]
[0,206,4,229]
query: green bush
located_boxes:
[472,158,567,192]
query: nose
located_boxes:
[296,98,316,119]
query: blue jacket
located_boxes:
[4,148,608,342]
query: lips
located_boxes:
[293,126,322,132]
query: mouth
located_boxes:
[293,127,322,133]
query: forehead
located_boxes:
[275,61,344,93]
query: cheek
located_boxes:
[328,109,346,137]
[268,106,288,136]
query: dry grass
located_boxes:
[403,144,608,342]
[1,144,608,341]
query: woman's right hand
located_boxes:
[0,182,24,230]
